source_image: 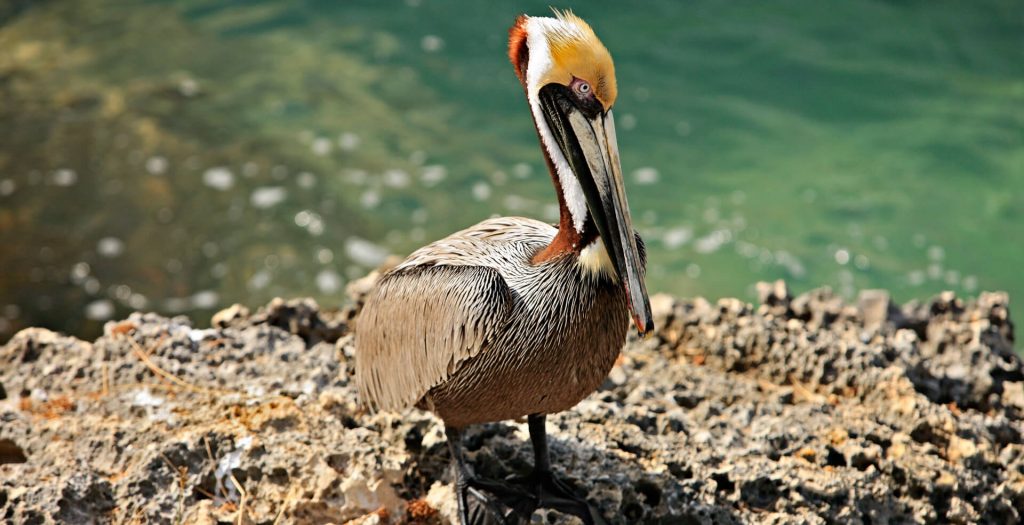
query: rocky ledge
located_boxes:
[1,276,1021,524]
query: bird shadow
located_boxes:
[407,420,740,525]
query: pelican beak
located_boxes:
[538,86,654,336]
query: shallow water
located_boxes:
[1,0,1021,341]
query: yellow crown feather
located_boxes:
[541,9,617,109]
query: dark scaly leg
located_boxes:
[445,425,518,525]
[444,417,607,524]
[524,414,609,525]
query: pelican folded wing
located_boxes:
[355,265,513,412]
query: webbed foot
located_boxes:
[445,416,608,525]
[457,483,518,525]
[469,470,608,525]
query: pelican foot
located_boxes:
[458,483,519,525]
[468,471,608,525]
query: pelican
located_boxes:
[355,11,651,524]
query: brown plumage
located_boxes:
[356,217,642,427]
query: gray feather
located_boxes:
[354,216,638,427]
[356,265,512,411]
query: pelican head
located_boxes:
[509,10,653,336]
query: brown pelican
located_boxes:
[355,10,651,524]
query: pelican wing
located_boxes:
[355,264,513,412]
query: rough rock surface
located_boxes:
[1,278,1021,524]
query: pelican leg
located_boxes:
[445,426,519,525]
[444,417,608,525]
[520,414,609,525]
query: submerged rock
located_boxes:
[0,281,1020,524]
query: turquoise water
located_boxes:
[0,1,1021,341]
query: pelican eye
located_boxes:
[577,82,591,94]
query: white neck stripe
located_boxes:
[525,17,588,234]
